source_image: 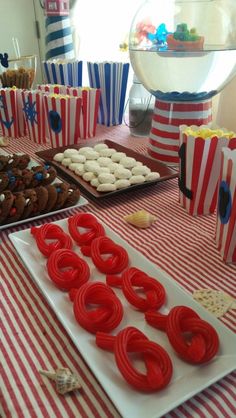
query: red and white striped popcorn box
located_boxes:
[21,90,47,144]
[215,148,236,263]
[44,93,82,148]
[16,89,27,137]
[37,84,69,95]
[0,88,19,137]
[178,125,236,216]
[67,87,100,139]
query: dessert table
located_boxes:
[1,124,236,418]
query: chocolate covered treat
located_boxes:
[0,191,14,224]
[6,168,23,192]
[21,189,37,219]
[0,155,10,171]
[34,186,49,214]
[18,154,30,170]
[6,192,26,223]
[4,154,21,170]
[64,185,81,208]
[0,172,9,193]
[30,166,48,188]
[42,164,57,186]
[53,182,70,210]
[44,184,58,212]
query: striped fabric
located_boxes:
[1,125,236,418]
[45,16,75,60]
[149,99,213,165]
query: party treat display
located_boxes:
[96,326,173,392]
[145,306,219,364]
[0,181,81,226]
[68,212,105,246]
[47,249,90,291]
[53,143,160,193]
[107,267,166,311]
[70,282,123,334]
[31,223,73,258]
[89,236,129,274]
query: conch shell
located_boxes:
[39,367,81,394]
[124,209,157,229]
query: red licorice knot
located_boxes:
[145,306,219,364]
[47,249,90,291]
[107,267,166,311]
[89,236,129,274]
[71,281,123,333]
[31,223,73,257]
[96,326,173,392]
[68,213,105,246]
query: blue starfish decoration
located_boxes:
[23,99,38,125]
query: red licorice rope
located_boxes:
[71,282,123,333]
[145,306,219,364]
[107,267,166,311]
[47,249,90,291]
[96,326,173,392]
[90,236,129,274]
[31,223,73,257]
[68,213,105,246]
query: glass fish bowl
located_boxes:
[0,55,37,89]
[129,0,236,101]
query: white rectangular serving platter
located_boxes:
[9,216,236,418]
[0,151,88,230]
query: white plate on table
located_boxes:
[9,216,236,418]
[0,151,89,230]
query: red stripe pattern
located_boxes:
[1,125,236,418]
[148,99,213,165]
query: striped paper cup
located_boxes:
[42,60,83,87]
[178,125,236,216]
[37,84,69,95]
[148,99,212,165]
[44,94,82,148]
[87,61,129,126]
[67,87,100,138]
[215,148,236,263]
[21,90,47,144]
[0,88,19,137]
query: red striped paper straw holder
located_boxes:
[178,125,236,216]
[21,90,47,144]
[215,148,236,264]
[0,87,24,138]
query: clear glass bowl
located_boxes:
[0,55,37,89]
[129,0,236,101]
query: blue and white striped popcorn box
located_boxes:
[87,61,129,126]
[42,60,83,87]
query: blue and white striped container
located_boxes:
[87,61,129,126]
[45,16,75,60]
[42,60,83,87]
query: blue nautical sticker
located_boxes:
[218,180,232,224]
[178,143,193,199]
[23,99,38,125]
[48,110,62,133]
[0,52,9,68]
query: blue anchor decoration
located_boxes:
[0,52,9,68]
[0,94,14,129]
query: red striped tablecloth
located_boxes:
[1,125,236,418]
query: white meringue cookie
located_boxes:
[84,161,100,173]
[115,179,131,189]
[120,156,137,168]
[93,143,109,152]
[130,175,146,184]
[83,150,100,160]
[108,162,120,173]
[145,172,160,181]
[99,148,116,157]
[98,173,116,184]
[63,148,79,158]
[111,152,126,162]
[75,164,85,176]
[97,157,112,167]
[114,167,132,179]
[132,165,151,176]
[71,154,86,163]
[83,172,96,182]
[61,157,72,167]
[90,178,100,188]
[53,152,64,162]
[97,183,117,192]
[96,166,110,175]
[78,146,94,155]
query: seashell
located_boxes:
[193,288,236,318]
[123,209,157,229]
[0,136,9,146]
[39,367,81,394]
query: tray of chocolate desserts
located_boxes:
[0,152,88,230]
[36,140,178,199]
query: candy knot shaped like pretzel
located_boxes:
[107,267,166,311]
[146,306,219,364]
[72,282,123,333]
[90,236,129,274]
[68,213,105,246]
[96,327,173,392]
[31,223,73,257]
[47,249,90,291]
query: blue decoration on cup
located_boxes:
[49,110,62,133]
[219,180,232,224]
[56,187,62,193]
[0,52,9,68]
[22,99,38,125]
